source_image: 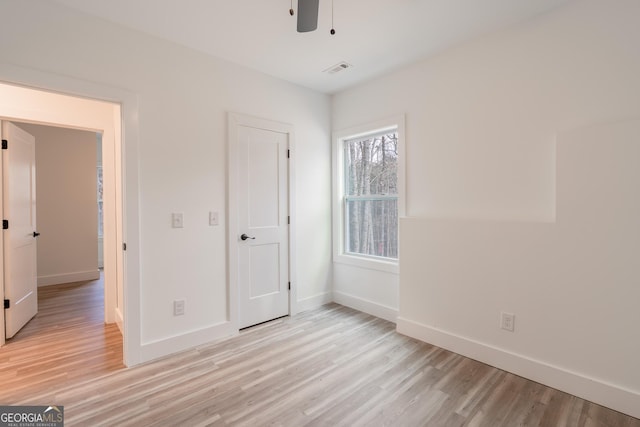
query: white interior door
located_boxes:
[236,124,289,329]
[2,121,38,339]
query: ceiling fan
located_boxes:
[290,0,336,35]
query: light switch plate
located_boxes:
[209,211,219,226]
[172,213,184,228]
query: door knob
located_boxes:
[33,231,41,238]
[240,233,255,241]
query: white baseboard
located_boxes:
[332,291,398,323]
[140,321,238,363]
[295,291,333,314]
[37,270,101,287]
[396,317,640,419]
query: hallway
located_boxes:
[0,273,124,403]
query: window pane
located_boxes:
[98,201,104,237]
[97,166,103,237]
[346,198,398,259]
[345,132,398,197]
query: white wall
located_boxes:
[400,118,640,418]
[332,263,398,322]
[17,123,100,286]
[0,0,331,361]
[332,0,640,418]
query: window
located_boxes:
[333,116,404,272]
[97,166,103,237]
[344,130,398,259]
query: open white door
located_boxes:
[235,121,289,329]
[2,121,38,339]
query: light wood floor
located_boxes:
[1,285,638,426]
[0,273,124,404]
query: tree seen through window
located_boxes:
[344,130,398,259]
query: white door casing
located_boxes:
[229,114,291,329]
[2,121,38,338]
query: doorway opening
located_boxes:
[0,81,126,367]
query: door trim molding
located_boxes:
[227,113,297,330]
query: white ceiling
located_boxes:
[52,0,572,94]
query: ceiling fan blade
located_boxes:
[297,0,319,32]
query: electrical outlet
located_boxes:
[500,312,515,332]
[171,213,184,228]
[174,299,185,316]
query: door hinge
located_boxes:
[1,139,7,150]
[2,220,8,230]
[287,149,290,158]
[123,243,127,251]
[287,216,290,225]
[3,299,9,309]
[288,282,291,290]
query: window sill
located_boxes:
[334,253,399,274]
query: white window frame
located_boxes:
[332,115,406,274]
[97,165,104,238]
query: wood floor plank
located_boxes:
[0,273,124,406]
[1,281,638,426]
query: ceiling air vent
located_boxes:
[323,61,352,74]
